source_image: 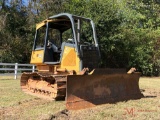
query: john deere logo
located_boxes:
[37,54,42,58]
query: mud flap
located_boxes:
[66,72,143,110]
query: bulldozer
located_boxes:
[20,13,143,110]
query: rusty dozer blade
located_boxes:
[66,69,143,110]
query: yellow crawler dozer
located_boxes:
[20,13,143,110]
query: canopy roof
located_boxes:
[36,13,91,32]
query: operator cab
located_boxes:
[33,17,73,65]
[31,13,100,69]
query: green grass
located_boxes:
[0,77,160,120]
[0,78,35,107]
[139,77,160,89]
[0,77,65,120]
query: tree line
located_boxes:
[0,0,160,76]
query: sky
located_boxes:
[23,0,29,6]
[6,0,29,6]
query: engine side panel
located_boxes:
[60,45,80,73]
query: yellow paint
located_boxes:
[36,19,70,30]
[60,46,80,72]
[30,50,44,64]
[36,19,51,30]
[63,48,76,66]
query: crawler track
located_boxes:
[20,72,67,100]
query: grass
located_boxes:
[0,77,65,120]
[0,78,37,107]
[0,76,160,120]
[67,77,160,120]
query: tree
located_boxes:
[0,0,34,63]
[0,0,160,76]
[119,0,160,75]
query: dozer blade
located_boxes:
[66,72,143,110]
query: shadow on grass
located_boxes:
[140,89,157,98]
[50,109,69,120]
[143,96,157,98]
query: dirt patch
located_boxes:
[141,88,160,98]
[49,88,160,120]
[0,98,50,119]
[50,107,109,120]
[50,109,69,120]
